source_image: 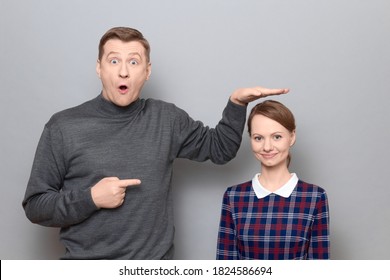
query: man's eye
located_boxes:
[129,59,138,65]
[110,59,119,64]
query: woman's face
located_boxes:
[250,114,296,168]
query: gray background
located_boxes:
[1,0,389,260]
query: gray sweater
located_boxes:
[23,94,246,259]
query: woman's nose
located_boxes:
[263,138,273,151]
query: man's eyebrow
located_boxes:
[127,52,142,58]
[106,51,120,57]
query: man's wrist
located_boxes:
[229,94,247,106]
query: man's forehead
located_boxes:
[103,39,146,56]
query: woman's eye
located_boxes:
[274,135,282,140]
[254,136,262,141]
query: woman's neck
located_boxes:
[259,166,292,192]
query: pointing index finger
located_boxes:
[118,179,142,187]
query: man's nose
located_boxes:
[119,64,129,78]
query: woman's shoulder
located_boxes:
[296,179,327,195]
[226,180,253,194]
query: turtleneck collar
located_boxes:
[93,93,144,119]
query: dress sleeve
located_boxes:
[216,190,238,259]
[22,123,98,227]
[173,99,246,164]
[308,190,330,259]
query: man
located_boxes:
[23,27,289,259]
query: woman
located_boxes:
[216,100,330,259]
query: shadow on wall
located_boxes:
[33,226,64,259]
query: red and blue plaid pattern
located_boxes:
[217,180,330,259]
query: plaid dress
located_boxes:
[216,176,330,259]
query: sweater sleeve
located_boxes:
[216,190,238,259]
[173,99,247,164]
[308,190,330,259]
[22,122,98,227]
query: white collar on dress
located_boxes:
[251,173,298,199]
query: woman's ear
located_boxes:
[290,130,296,147]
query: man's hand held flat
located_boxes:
[230,87,290,106]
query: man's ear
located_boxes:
[96,60,101,79]
[146,63,152,80]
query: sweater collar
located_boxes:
[94,93,144,119]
